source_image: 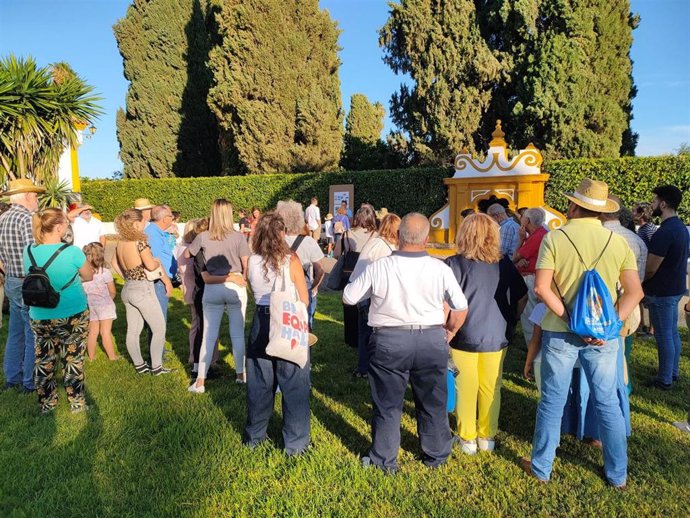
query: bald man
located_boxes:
[344,213,469,473]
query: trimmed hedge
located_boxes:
[82,157,690,222]
[543,157,690,219]
[81,167,452,221]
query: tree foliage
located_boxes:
[380,0,502,164]
[114,0,220,178]
[0,55,101,185]
[208,0,343,175]
[381,0,638,163]
[341,93,389,170]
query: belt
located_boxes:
[373,324,444,331]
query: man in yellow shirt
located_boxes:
[519,179,643,489]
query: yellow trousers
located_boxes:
[451,348,506,441]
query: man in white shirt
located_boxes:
[70,204,105,250]
[344,213,468,473]
[304,197,321,242]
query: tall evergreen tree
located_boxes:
[114,0,220,178]
[341,93,388,170]
[208,0,342,175]
[476,0,638,158]
[380,0,502,164]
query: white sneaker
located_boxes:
[460,439,477,455]
[187,383,205,394]
[477,437,495,452]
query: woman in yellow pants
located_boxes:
[445,213,528,454]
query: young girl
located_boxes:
[82,243,118,361]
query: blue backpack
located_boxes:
[555,230,622,341]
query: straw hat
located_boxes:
[376,207,389,219]
[564,178,619,214]
[1,179,46,196]
[325,213,333,221]
[133,198,154,210]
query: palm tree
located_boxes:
[0,55,102,187]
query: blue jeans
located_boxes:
[646,294,683,385]
[2,277,36,389]
[244,307,311,454]
[308,289,317,331]
[531,331,627,486]
[154,280,169,322]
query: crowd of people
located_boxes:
[1,178,689,487]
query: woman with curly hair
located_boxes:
[445,213,527,455]
[113,208,171,375]
[23,208,93,414]
[243,211,310,456]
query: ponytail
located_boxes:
[32,208,66,244]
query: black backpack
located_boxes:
[22,244,78,308]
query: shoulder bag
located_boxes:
[266,260,309,368]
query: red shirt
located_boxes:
[516,226,547,274]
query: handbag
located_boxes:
[325,232,362,291]
[266,261,310,368]
[145,266,164,282]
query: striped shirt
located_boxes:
[637,222,657,248]
[0,204,33,278]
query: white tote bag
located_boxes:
[266,261,309,368]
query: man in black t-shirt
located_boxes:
[643,185,689,390]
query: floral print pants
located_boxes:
[30,309,89,413]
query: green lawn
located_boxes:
[1,284,689,517]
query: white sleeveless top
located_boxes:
[248,254,290,305]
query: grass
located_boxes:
[1,283,690,517]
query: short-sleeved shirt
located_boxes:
[343,251,468,327]
[643,216,689,296]
[536,218,637,333]
[145,223,174,277]
[0,204,33,277]
[499,217,521,258]
[188,230,250,276]
[445,255,528,352]
[83,268,115,310]
[516,226,547,274]
[637,222,657,248]
[23,244,87,320]
[72,216,104,249]
[285,235,324,288]
[305,204,321,231]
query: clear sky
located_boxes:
[1,0,688,178]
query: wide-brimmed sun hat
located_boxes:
[564,178,619,214]
[325,213,333,221]
[1,179,46,197]
[133,198,155,210]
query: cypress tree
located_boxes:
[479,0,637,158]
[208,0,342,175]
[379,0,502,164]
[114,0,220,178]
[341,93,388,170]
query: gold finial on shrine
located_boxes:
[490,120,507,148]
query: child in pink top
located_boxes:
[82,243,118,360]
